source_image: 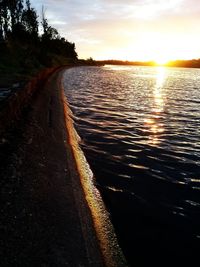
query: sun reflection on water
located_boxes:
[144,67,166,145]
[153,67,165,113]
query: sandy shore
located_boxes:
[0,68,109,266]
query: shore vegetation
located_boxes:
[0,0,78,86]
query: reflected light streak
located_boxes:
[153,67,165,113]
[144,67,166,146]
[104,65,134,71]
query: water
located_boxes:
[63,65,200,266]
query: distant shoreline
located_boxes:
[96,59,200,68]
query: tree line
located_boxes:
[97,59,200,68]
[0,0,78,74]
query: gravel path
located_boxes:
[0,69,105,267]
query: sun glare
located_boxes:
[153,51,174,65]
[154,58,170,66]
[99,31,191,64]
[96,31,197,66]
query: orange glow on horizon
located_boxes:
[93,30,200,64]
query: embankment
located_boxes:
[60,70,127,266]
[0,67,61,136]
[0,67,127,266]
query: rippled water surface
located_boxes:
[63,66,200,266]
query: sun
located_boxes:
[151,46,173,66]
[154,57,170,66]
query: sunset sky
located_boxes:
[32,0,200,62]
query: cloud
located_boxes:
[31,0,200,59]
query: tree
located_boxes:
[22,0,38,40]
[0,0,4,40]
[0,0,9,39]
[41,6,59,41]
[7,0,24,32]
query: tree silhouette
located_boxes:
[0,0,9,39]
[0,0,78,73]
[40,6,77,65]
[7,0,24,35]
[0,1,4,40]
[22,0,38,40]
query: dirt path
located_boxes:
[0,69,105,267]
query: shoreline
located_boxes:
[0,67,126,266]
[60,70,126,266]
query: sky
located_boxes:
[32,0,200,62]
